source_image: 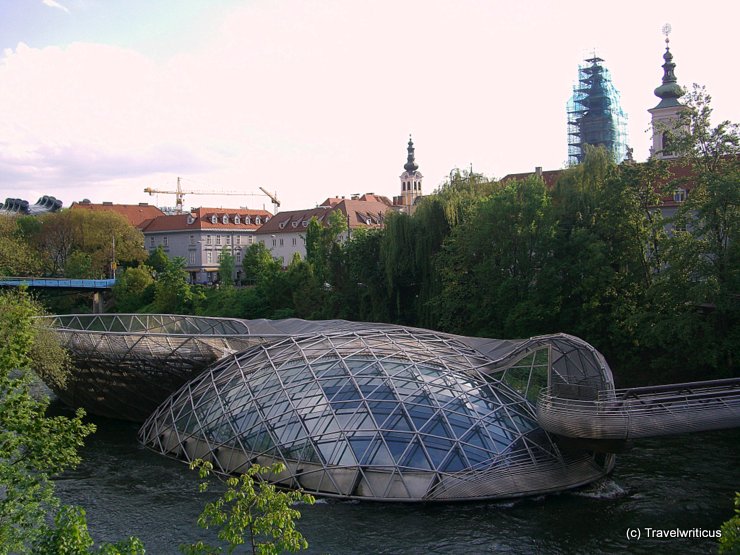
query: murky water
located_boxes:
[53,409,738,554]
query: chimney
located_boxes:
[535,166,543,177]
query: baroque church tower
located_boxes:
[398,136,423,212]
[648,25,686,159]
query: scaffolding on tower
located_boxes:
[567,57,628,165]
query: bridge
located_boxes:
[537,377,740,439]
[1,277,117,312]
[0,277,117,290]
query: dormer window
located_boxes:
[222,215,229,224]
[292,221,298,228]
[279,222,286,229]
[234,215,240,224]
[187,215,195,225]
[255,216,261,225]
[210,215,217,224]
[673,188,687,203]
[245,216,251,225]
[302,221,308,227]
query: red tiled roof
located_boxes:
[256,199,397,235]
[70,201,165,228]
[141,206,272,233]
[501,169,564,189]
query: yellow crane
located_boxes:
[144,177,280,214]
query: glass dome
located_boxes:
[140,328,612,501]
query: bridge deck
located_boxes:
[0,277,117,290]
[537,377,740,439]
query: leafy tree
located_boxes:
[153,257,202,314]
[0,216,43,276]
[112,266,155,312]
[65,251,95,279]
[146,245,170,275]
[35,506,144,555]
[305,210,346,285]
[25,210,146,277]
[0,289,139,553]
[218,250,236,286]
[182,460,314,555]
[242,242,280,286]
[719,492,740,554]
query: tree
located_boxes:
[305,210,346,286]
[0,216,42,276]
[218,251,235,286]
[242,242,280,286]
[26,210,146,277]
[153,257,201,314]
[719,492,740,554]
[112,266,155,312]
[638,87,740,380]
[182,460,314,555]
[0,289,141,553]
[146,245,170,275]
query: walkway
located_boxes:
[537,377,740,439]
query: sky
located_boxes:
[0,0,738,213]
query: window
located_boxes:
[149,237,155,247]
[234,215,241,224]
[163,236,168,246]
[211,215,217,224]
[226,235,231,244]
[236,235,241,245]
[245,216,251,225]
[272,238,276,247]
[189,252,195,264]
[673,188,687,203]
[248,236,254,244]
[292,221,298,228]
[216,235,221,245]
[189,235,195,245]
[302,221,308,228]
[207,251,212,263]
[292,237,297,246]
[662,131,673,156]
[223,215,229,224]
[187,215,195,225]
[236,251,241,263]
[255,216,261,225]
[279,238,284,246]
[206,235,212,245]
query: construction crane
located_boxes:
[144,177,280,214]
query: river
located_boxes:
[52,407,737,554]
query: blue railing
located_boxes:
[0,277,117,289]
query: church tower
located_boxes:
[648,25,685,159]
[398,136,423,211]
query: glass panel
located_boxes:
[399,438,432,470]
[440,446,468,472]
[382,431,413,464]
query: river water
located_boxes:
[53,407,738,554]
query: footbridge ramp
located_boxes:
[537,377,740,439]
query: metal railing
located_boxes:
[537,378,740,439]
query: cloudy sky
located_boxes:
[1,0,738,212]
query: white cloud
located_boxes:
[42,0,70,14]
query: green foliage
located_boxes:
[146,245,170,275]
[153,257,202,314]
[182,460,314,555]
[25,209,146,277]
[65,251,95,279]
[35,506,145,555]
[0,216,42,276]
[218,250,236,286]
[305,210,347,285]
[0,290,94,553]
[719,492,740,554]
[242,242,281,285]
[112,265,155,312]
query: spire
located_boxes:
[653,24,684,109]
[404,135,419,173]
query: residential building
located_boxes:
[255,197,395,264]
[141,207,272,284]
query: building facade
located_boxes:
[141,207,272,284]
[393,136,423,212]
[255,196,395,264]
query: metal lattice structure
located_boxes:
[41,314,265,421]
[537,378,740,439]
[567,57,628,165]
[139,328,613,502]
